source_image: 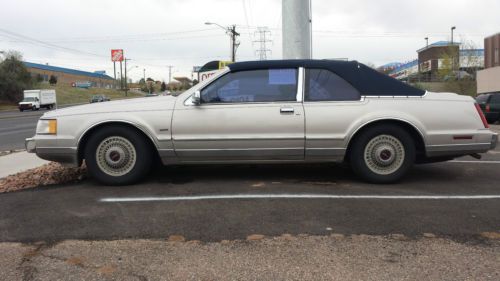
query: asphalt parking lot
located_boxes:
[0,127,499,243]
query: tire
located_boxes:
[349,125,415,184]
[19,109,23,112]
[84,126,153,185]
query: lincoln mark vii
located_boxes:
[26,60,498,185]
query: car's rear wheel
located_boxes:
[84,126,153,185]
[349,125,415,184]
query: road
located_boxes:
[0,105,79,151]
[1,149,500,243]
[0,110,43,151]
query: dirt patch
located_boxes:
[0,162,86,193]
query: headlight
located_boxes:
[36,119,57,135]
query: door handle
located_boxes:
[280,107,294,114]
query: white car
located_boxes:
[26,60,497,185]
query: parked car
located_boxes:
[19,89,57,111]
[26,60,497,185]
[90,95,110,103]
[476,92,500,124]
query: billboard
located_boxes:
[111,49,124,62]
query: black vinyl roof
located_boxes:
[228,60,425,96]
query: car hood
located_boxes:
[43,95,177,118]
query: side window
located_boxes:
[201,69,297,103]
[490,94,500,104]
[305,69,360,101]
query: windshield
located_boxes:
[22,97,36,102]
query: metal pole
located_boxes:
[143,69,145,82]
[282,0,312,59]
[113,62,116,89]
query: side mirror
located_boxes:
[193,90,201,105]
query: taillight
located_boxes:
[474,103,489,128]
[486,104,491,112]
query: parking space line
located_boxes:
[99,194,500,203]
[448,160,500,164]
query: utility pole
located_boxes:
[253,27,272,60]
[229,25,240,62]
[143,68,146,82]
[205,22,240,62]
[166,65,174,84]
[282,0,312,59]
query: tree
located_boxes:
[437,38,478,96]
[49,75,57,85]
[160,81,167,92]
[0,51,33,103]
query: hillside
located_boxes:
[38,84,144,105]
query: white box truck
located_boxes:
[18,89,57,111]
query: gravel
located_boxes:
[0,162,86,193]
[2,234,499,281]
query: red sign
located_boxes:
[111,49,124,62]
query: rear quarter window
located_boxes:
[305,69,360,101]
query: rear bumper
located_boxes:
[25,137,80,167]
[426,132,498,157]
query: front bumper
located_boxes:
[25,137,80,167]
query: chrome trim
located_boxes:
[173,137,303,141]
[297,67,304,102]
[175,147,304,151]
[427,143,492,148]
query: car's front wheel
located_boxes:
[84,126,153,185]
[349,125,415,184]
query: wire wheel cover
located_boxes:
[364,134,405,175]
[96,136,137,177]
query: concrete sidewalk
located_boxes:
[0,151,48,178]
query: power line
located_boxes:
[0,28,106,58]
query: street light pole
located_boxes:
[451,26,456,71]
[451,26,456,45]
[205,22,240,62]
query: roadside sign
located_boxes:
[111,49,124,62]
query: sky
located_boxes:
[1,0,499,82]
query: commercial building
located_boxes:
[477,32,500,94]
[388,41,484,82]
[24,62,115,88]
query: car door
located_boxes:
[172,68,305,162]
[302,68,365,160]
